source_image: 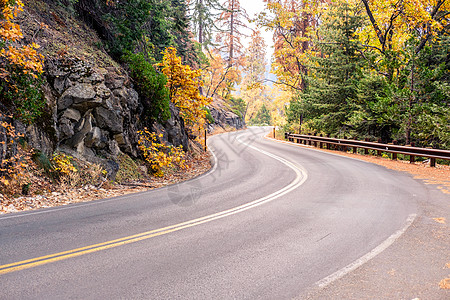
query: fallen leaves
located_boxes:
[439,277,450,289]
[432,217,446,224]
[0,153,212,214]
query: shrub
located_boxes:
[0,114,33,197]
[0,0,45,124]
[51,151,107,187]
[124,52,171,122]
[115,152,143,183]
[137,128,186,177]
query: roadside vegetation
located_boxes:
[260,0,449,150]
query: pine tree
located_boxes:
[297,0,365,136]
[189,0,224,50]
[250,104,272,125]
[244,30,267,87]
[170,0,198,66]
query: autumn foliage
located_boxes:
[0,113,33,195]
[160,47,212,135]
[0,0,43,76]
[0,0,45,123]
[137,128,187,177]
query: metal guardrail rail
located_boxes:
[284,133,450,167]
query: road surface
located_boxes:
[0,127,446,299]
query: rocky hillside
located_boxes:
[1,0,243,180]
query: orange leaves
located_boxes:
[0,0,44,76]
[0,0,23,21]
[0,113,33,196]
[0,21,22,41]
[1,43,43,76]
[160,47,212,134]
[258,0,326,91]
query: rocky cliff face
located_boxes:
[209,107,245,131]
[47,58,139,159]
[41,58,191,177]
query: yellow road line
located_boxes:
[0,134,307,276]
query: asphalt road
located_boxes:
[0,127,433,299]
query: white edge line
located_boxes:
[315,213,417,289]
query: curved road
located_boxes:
[0,127,430,298]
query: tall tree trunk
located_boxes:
[198,0,203,47]
[406,60,415,145]
[228,0,235,68]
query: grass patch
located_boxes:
[115,153,143,183]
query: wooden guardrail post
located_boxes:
[430,157,436,167]
[343,136,348,152]
[204,129,207,151]
[409,142,416,163]
[364,138,369,155]
[319,134,323,148]
[376,139,382,156]
[392,140,398,160]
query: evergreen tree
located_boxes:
[169,0,198,66]
[189,0,224,50]
[295,1,365,136]
[407,36,450,148]
[250,104,272,125]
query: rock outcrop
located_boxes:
[41,58,140,177]
[209,107,245,130]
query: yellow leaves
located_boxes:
[137,129,187,177]
[52,153,77,175]
[159,47,212,134]
[361,0,447,52]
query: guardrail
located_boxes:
[284,133,450,167]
